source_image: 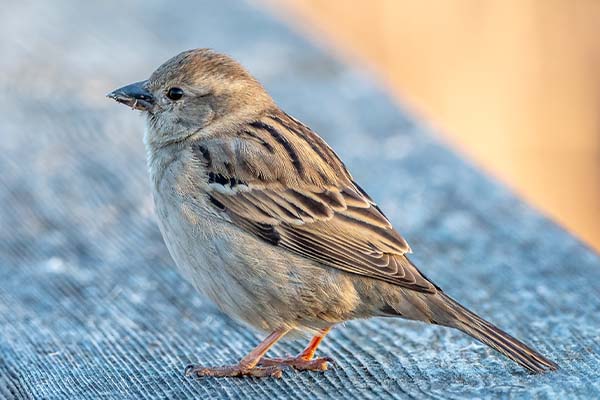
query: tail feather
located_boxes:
[436,293,558,373]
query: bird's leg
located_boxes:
[185,328,289,378]
[258,327,333,371]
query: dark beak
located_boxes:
[107,80,155,112]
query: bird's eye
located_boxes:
[166,87,184,101]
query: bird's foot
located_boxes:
[184,363,283,378]
[258,355,333,371]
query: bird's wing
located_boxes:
[193,110,436,293]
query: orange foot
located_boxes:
[184,364,283,378]
[258,355,334,371]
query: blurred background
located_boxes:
[267,0,600,251]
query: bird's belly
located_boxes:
[152,190,362,333]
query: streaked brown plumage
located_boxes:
[108,48,558,378]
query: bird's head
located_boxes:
[107,48,273,146]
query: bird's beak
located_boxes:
[107,80,155,112]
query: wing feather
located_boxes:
[193,110,436,293]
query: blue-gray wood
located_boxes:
[0,0,598,399]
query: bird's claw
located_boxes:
[258,355,334,371]
[184,363,283,378]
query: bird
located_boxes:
[107,48,558,378]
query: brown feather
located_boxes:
[193,109,435,293]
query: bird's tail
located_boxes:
[434,292,558,373]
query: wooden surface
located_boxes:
[1,0,599,399]
[271,0,600,252]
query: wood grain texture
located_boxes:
[0,0,598,399]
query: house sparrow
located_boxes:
[107,49,557,378]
